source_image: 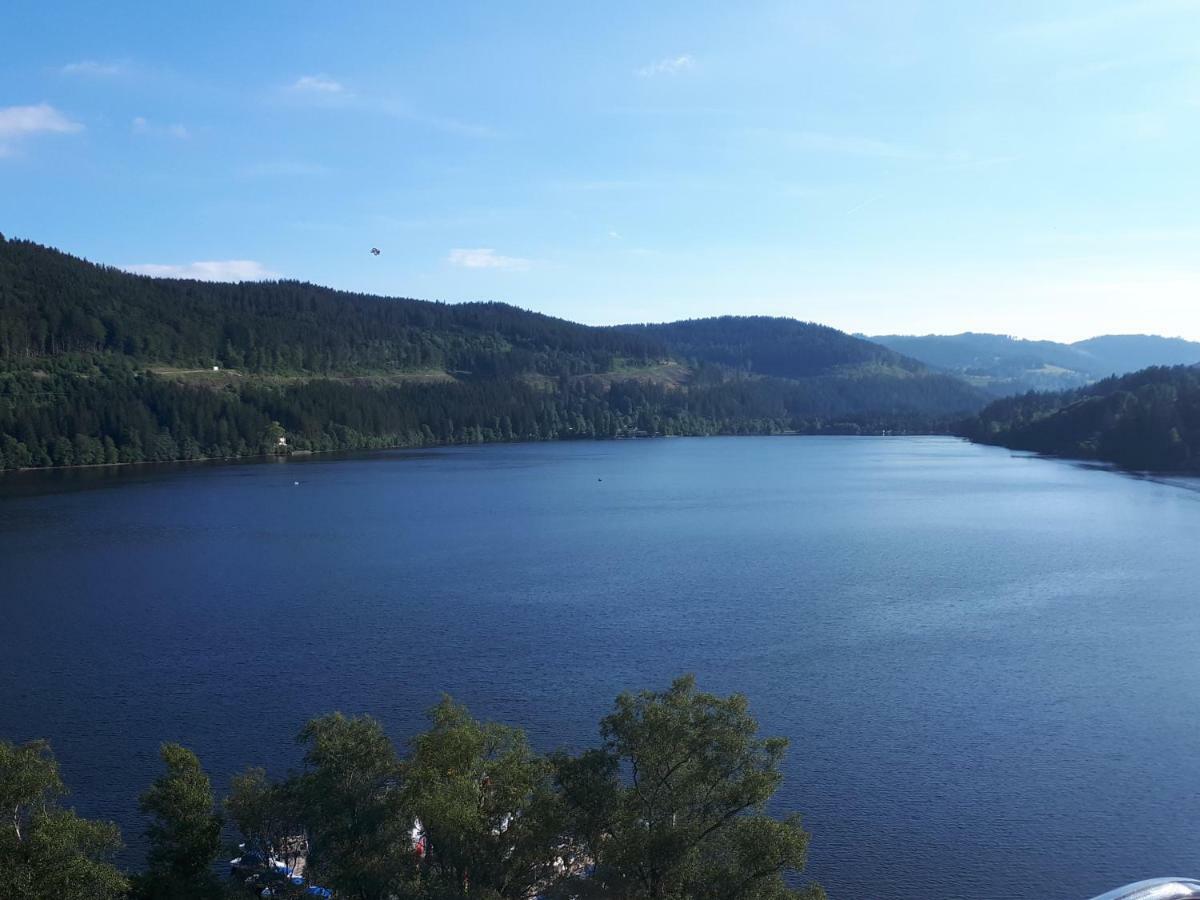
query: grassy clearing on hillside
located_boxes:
[149,367,458,387]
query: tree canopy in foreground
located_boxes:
[0,739,128,900]
[0,677,823,899]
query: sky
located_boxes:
[2,1,1199,342]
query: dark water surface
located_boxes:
[3,437,1200,900]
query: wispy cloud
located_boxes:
[637,55,695,77]
[0,103,83,156]
[844,194,885,216]
[290,74,349,95]
[122,260,279,281]
[281,74,495,137]
[132,116,190,139]
[60,59,127,77]
[447,248,531,271]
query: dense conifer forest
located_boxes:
[612,316,922,380]
[0,236,986,472]
[0,236,660,376]
[959,365,1200,472]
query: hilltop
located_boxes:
[871,332,1200,395]
[616,316,923,380]
[0,235,986,471]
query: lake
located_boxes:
[2,436,1199,900]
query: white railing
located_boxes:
[1088,879,1200,900]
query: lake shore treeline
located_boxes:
[959,365,1200,473]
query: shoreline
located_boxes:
[0,429,957,478]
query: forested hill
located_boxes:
[2,236,934,381]
[0,235,987,472]
[0,236,662,376]
[960,365,1200,472]
[616,316,921,380]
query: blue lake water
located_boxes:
[2,436,1200,900]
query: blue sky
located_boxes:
[2,1,1199,341]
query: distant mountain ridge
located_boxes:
[869,332,1200,395]
[1071,334,1200,375]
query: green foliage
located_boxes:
[0,739,128,900]
[555,675,822,900]
[135,743,223,900]
[225,767,305,873]
[225,768,274,850]
[0,739,62,830]
[404,698,565,898]
[548,748,619,872]
[296,714,413,900]
[689,815,825,900]
[961,365,1200,472]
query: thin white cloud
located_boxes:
[131,116,190,139]
[0,103,83,156]
[0,103,83,138]
[280,75,496,138]
[447,248,531,271]
[60,59,126,77]
[291,74,348,94]
[637,55,695,77]
[122,261,279,281]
